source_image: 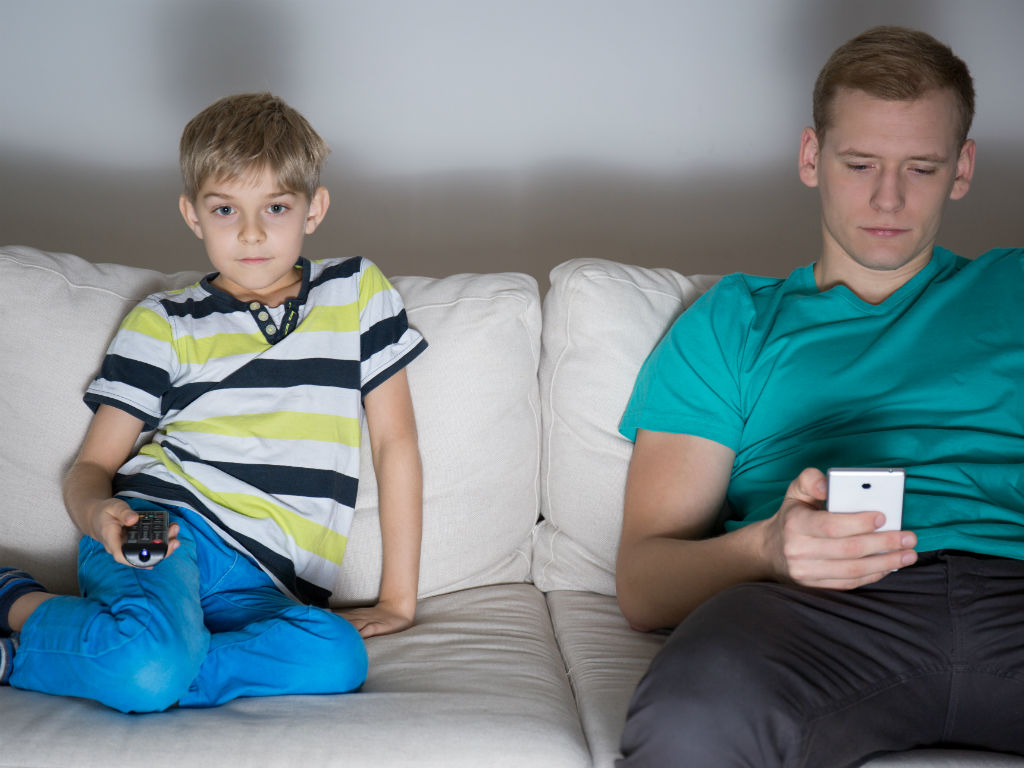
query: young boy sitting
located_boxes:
[0,93,427,713]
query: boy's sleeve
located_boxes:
[619,277,749,451]
[83,297,177,429]
[357,261,428,395]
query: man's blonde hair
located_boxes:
[179,93,330,201]
[813,26,975,147]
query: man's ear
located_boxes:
[304,187,330,235]
[798,127,820,189]
[948,139,976,201]
[179,195,204,240]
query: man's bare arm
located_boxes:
[616,429,919,632]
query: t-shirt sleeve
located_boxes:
[357,261,427,395]
[83,297,176,429]
[618,277,750,450]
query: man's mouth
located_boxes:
[862,227,909,238]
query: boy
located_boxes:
[617,27,1024,765]
[0,93,426,713]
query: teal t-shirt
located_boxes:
[620,247,1024,558]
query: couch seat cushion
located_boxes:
[0,584,589,768]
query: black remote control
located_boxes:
[122,507,169,567]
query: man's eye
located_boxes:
[847,163,870,172]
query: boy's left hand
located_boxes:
[337,600,415,639]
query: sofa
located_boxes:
[1,245,1021,768]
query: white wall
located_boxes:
[2,0,1022,282]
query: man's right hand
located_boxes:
[761,467,918,590]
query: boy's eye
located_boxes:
[213,205,235,216]
[268,204,288,214]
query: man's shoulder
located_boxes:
[694,269,803,317]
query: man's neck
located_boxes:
[814,251,933,305]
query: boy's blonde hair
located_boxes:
[813,26,975,147]
[179,93,330,201]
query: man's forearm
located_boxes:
[616,519,772,632]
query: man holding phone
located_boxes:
[616,26,1024,766]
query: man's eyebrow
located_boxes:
[838,148,950,163]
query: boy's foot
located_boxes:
[0,636,17,685]
[0,568,48,636]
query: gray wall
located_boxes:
[2,0,1022,283]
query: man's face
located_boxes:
[800,87,974,290]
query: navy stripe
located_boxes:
[363,338,428,396]
[114,474,332,606]
[168,446,359,507]
[96,355,170,399]
[309,257,361,291]
[83,393,161,430]
[162,358,361,414]
[159,289,232,320]
[361,311,409,362]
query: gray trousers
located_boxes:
[618,551,1024,767]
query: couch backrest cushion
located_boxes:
[0,246,204,595]
[0,246,541,604]
[339,271,542,604]
[533,258,718,595]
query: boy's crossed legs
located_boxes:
[6,503,366,712]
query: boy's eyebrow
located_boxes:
[201,189,299,201]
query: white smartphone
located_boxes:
[826,468,905,532]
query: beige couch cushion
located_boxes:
[341,270,542,603]
[0,584,590,768]
[0,246,203,594]
[546,590,666,768]
[0,246,541,602]
[533,258,718,594]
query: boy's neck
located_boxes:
[212,264,304,308]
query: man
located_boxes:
[616,26,1024,766]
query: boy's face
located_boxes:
[179,167,329,305]
[799,87,974,290]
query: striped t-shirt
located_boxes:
[85,256,427,605]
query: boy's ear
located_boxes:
[798,127,820,189]
[179,194,205,240]
[304,187,330,235]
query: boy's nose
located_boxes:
[238,222,266,245]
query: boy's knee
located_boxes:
[100,605,208,712]
[303,609,368,692]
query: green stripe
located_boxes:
[174,332,270,364]
[124,305,174,344]
[138,444,348,565]
[296,302,360,334]
[165,411,361,446]
[358,263,394,313]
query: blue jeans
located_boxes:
[10,502,367,713]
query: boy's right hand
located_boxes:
[89,498,180,568]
